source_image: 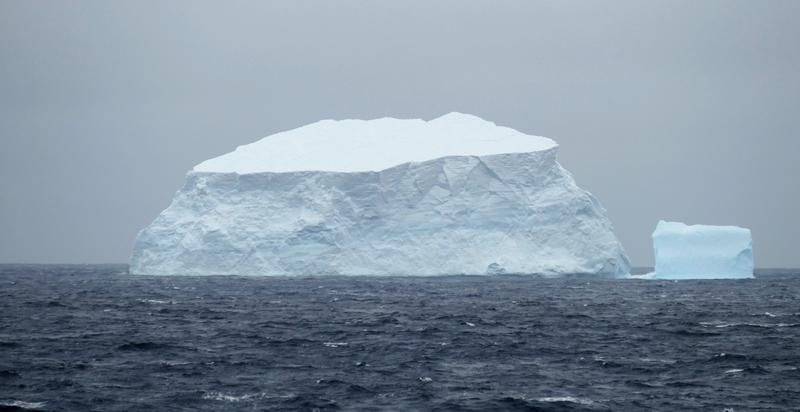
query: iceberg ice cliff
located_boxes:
[651,221,753,279]
[131,113,630,276]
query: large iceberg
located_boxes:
[131,113,630,276]
[650,221,753,279]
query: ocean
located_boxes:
[0,265,798,411]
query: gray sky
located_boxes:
[1,0,798,267]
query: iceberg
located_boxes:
[650,221,753,279]
[131,113,630,276]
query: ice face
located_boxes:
[651,221,753,279]
[131,114,630,277]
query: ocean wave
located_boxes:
[202,392,263,402]
[0,400,46,410]
[536,396,595,405]
[705,353,750,363]
[201,391,293,402]
[3,265,799,411]
[116,341,172,351]
[700,321,799,328]
[137,298,175,304]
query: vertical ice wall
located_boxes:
[651,221,753,279]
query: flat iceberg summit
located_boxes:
[194,112,558,173]
[650,221,753,279]
[131,112,630,276]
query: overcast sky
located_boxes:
[1,1,798,267]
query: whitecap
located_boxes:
[724,369,744,374]
[722,322,796,328]
[536,396,594,405]
[202,392,292,402]
[639,357,677,364]
[0,400,47,409]
[701,321,797,328]
[160,360,191,366]
[203,392,254,402]
[323,342,348,348]
[137,299,173,304]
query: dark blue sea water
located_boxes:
[0,265,798,411]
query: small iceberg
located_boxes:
[646,220,753,279]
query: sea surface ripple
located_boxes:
[0,265,799,411]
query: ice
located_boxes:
[194,112,557,174]
[650,221,753,279]
[131,113,630,276]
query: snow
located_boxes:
[650,221,753,279]
[131,113,629,276]
[194,112,557,173]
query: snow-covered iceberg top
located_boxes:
[650,221,753,279]
[194,112,557,174]
[132,113,629,276]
